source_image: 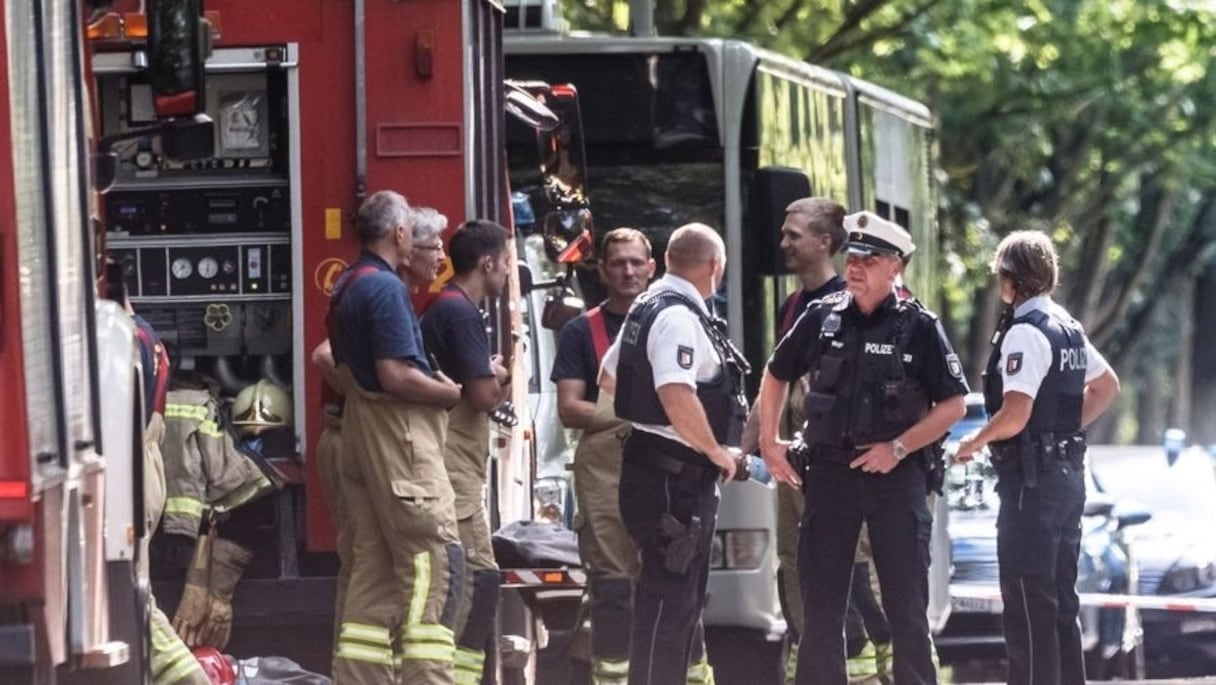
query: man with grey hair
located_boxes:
[599,223,750,684]
[326,190,464,684]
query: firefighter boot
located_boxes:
[198,538,254,650]
[454,570,500,685]
[172,535,213,647]
[588,576,631,685]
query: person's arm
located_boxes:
[465,374,505,413]
[656,383,737,480]
[556,379,595,429]
[757,369,796,486]
[1082,368,1120,428]
[954,324,1048,462]
[953,393,1031,463]
[375,358,461,407]
[310,339,344,396]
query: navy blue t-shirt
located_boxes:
[776,275,845,338]
[328,251,432,392]
[421,285,494,384]
[550,305,625,403]
[133,314,168,426]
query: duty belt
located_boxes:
[991,432,1086,464]
[809,444,869,465]
[624,430,720,481]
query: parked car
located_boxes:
[936,396,1150,678]
[1090,444,1216,675]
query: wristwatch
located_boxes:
[892,438,908,461]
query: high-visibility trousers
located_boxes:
[332,369,462,685]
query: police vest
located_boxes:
[983,308,1086,442]
[613,290,748,446]
[800,292,930,449]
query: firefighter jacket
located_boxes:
[161,389,279,537]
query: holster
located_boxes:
[922,440,947,495]
[658,514,702,575]
[786,432,812,475]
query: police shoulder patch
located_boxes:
[1006,352,1024,376]
[677,345,694,369]
[946,353,963,380]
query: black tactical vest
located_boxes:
[800,293,930,449]
[614,290,748,447]
[984,307,1086,441]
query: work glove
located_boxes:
[197,538,253,650]
[171,533,213,647]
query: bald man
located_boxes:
[600,223,750,685]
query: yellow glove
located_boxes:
[171,534,212,647]
[197,538,253,650]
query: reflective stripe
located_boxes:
[339,622,392,645]
[336,642,394,666]
[212,475,273,512]
[846,642,878,678]
[402,642,455,662]
[164,404,208,421]
[455,647,485,685]
[162,654,204,684]
[686,658,715,685]
[404,622,455,647]
[198,419,225,438]
[784,641,799,685]
[593,658,629,677]
[163,496,204,518]
[408,551,431,625]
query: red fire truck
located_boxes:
[3,0,570,681]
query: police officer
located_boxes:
[757,211,968,685]
[955,230,1120,685]
[600,223,749,685]
[327,190,464,684]
[420,219,513,685]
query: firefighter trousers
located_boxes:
[571,399,637,684]
[446,398,498,685]
[315,408,357,647]
[333,370,463,685]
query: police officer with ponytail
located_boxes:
[757,211,968,685]
[955,230,1120,685]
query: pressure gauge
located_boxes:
[134,150,155,169]
[197,257,218,280]
[222,259,236,275]
[171,257,193,280]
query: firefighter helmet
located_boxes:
[231,380,292,435]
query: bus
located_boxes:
[504,32,950,658]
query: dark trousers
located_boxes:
[996,460,1085,685]
[618,434,719,685]
[796,459,935,685]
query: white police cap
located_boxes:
[843,211,915,259]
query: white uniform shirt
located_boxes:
[600,273,723,447]
[998,295,1111,399]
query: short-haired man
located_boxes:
[554,228,659,682]
[956,230,1120,685]
[421,219,513,685]
[600,223,750,684]
[758,211,968,685]
[327,190,463,684]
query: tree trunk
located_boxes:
[1191,264,1216,445]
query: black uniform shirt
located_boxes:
[421,285,494,384]
[550,305,625,403]
[768,291,969,404]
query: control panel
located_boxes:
[96,46,300,373]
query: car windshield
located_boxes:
[1090,446,1216,524]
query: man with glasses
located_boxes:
[757,211,967,685]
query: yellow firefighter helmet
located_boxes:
[231,380,292,435]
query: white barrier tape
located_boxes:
[951,583,1216,613]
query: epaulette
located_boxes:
[817,290,852,311]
